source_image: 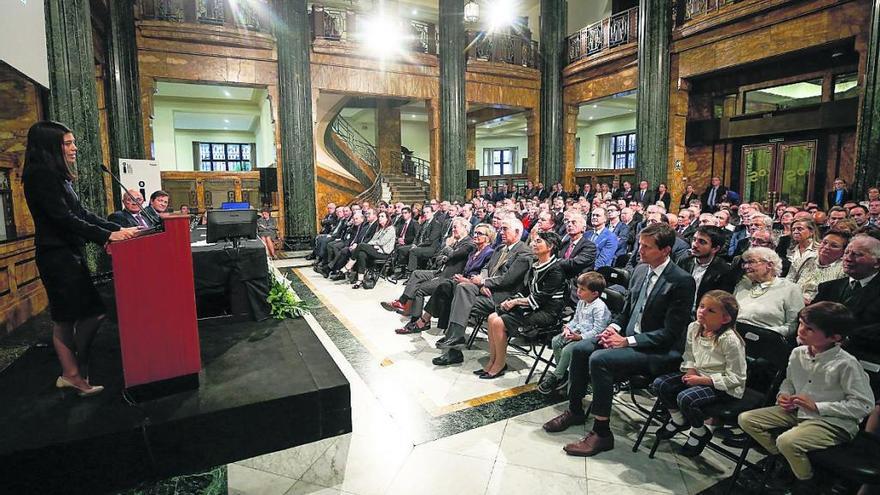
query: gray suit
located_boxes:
[428,240,534,339]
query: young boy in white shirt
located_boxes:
[739,302,875,494]
[538,271,611,395]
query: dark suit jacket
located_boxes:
[320,213,338,234]
[557,235,597,279]
[610,221,630,258]
[700,186,728,211]
[22,165,121,248]
[141,205,162,227]
[814,275,880,354]
[362,221,378,243]
[416,218,443,248]
[107,210,141,228]
[396,219,419,245]
[680,219,700,243]
[536,188,549,201]
[826,188,853,209]
[612,261,696,360]
[482,241,534,297]
[678,255,734,306]
[679,192,698,209]
[656,192,672,211]
[438,236,476,278]
[636,189,654,207]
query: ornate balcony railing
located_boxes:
[465,31,539,68]
[566,7,639,64]
[675,0,742,24]
[137,0,269,32]
[309,5,438,55]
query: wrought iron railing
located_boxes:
[309,5,438,55]
[466,31,539,68]
[390,150,430,184]
[566,7,638,64]
[137,0,269,32]
[327,115,382,206]
[676,0,741,24]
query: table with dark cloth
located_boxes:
[190,226,271,321]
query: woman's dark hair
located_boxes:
[24,121,75,181]
[536,230,562,256]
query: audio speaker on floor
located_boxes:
[466,169,480,189]
[259,168,278,193]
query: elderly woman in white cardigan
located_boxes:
[733,246,804,336]
[339,211,396,288]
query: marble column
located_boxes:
[562,103,579,192]
[855,0,880,195]
[635,0,672,189]
[107,0,145,210]
[527,109,541,185]
[439,0,467,202]
[377,100,401,175]
[276,0,317,247]
[539,0,566,187]
[45,0,107,272]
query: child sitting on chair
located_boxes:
[537,271,611,395]
[652,290,747,456]
[739,302,875,493]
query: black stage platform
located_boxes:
[0,317,351,494]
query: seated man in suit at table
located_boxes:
[108,189,151,229]
[543,223,695,457]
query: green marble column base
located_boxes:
[113,465,227,495]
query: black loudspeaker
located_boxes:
[466,169,480,189]
[259,168,278,193]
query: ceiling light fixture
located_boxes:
[464,0,480,23]
[486,0,516,32]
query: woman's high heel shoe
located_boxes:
[56,376,104,397]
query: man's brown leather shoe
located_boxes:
[563,432,615,457]
[542,410,586,433]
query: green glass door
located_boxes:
[777,141,816,207]
[741,144,774,205]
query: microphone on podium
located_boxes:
[100,164,162,229]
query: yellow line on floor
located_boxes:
[433,383,538,415]
[292,268,537,417]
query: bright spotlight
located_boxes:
[360,15,406,60]
[487,0,517,32]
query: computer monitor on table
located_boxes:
[206,209,258,244]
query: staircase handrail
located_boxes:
[327,114,381,206]
[389,150,430,184]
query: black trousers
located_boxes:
[407,246,436,272]
[353,244,388,273]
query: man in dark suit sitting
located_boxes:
[543,223,695,457]
[425,217,533,365]
[107,189,150,229]
[559,212,597,304]
[813,234,880,355]
[397,205,443,279]
[678,226,734,314]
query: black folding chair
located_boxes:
[597,266,630,291]
[633,323,792,495]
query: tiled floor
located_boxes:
[229,258,745,495]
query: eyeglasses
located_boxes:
[474,231,488,237]
[741,259,769,265]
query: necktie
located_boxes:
[490,247,509,276]
[640,191,645,201]
[708,188,716,207]
[400,221,408,242]
[134,213,147,228]
[564,241,575,259]
[845,279,862,301]
[625,271,655,336]
[836,190,843,205]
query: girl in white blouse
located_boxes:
[652,290,747,457]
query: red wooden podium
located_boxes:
[110,215,201,396]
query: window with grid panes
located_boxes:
[197,142,254,171]
[610,133,636,169]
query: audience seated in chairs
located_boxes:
[335,211,396,288]
[542,223,695,457]
[384,219,485,331]
[739,302,875,495]
[733,247,804,337]
[537,271,611,395]
[557,212,598,304]
[392,205,443,280]
[415,216,533,366]
[652,290,746,457]
[479,231,567,379]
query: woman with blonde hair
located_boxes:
[734,247,804,335]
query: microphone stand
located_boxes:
[100,164,163,231]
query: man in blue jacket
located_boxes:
[586,207,618,268]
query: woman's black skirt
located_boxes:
[35,245,104,323]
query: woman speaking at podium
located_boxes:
[22,121,138,397]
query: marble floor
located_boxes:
[228,257,750,495]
